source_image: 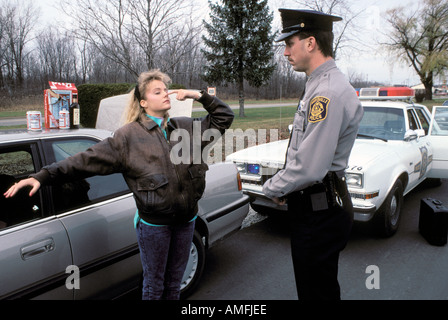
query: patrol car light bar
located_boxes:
[356,87,415,100]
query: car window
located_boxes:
[45,138,130,214]
[0,145,43,230]
[407,109,419,131]
[414,108,430,135]
[359,107,405,140]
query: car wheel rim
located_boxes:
[180,243,198,290]
[390,194,399,226]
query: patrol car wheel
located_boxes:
[374,179,403,237]
[180,230,205,298]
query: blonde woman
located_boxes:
[4,70,234,300]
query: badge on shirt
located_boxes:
[309,96,330,123]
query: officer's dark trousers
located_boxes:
[288,193,353,300]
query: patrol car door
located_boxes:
[405,108,433,192]
[427,106,448,179]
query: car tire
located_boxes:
[374,179,403,237]
[180,230,206,299]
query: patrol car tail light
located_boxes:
[357,87,415,100]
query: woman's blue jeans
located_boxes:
[136,220,195,300]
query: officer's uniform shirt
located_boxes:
[263,59,363,199]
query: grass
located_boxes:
[194,104,296,138]
[0,96,298,133]
[1,95,446,132]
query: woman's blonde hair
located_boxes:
[123,69,172,126]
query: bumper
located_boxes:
[203,194,251,247]
[243,185,377,221]
[246,190,288,212]
[352,203,377,222]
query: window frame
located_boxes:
[413,106,431,135]
[0,140,48,229]
[41,136,131,215]
[406,108,420,131]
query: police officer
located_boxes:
[263,9,363,300]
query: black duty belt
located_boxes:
[287,170,352,214]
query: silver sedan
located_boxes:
[0,129,249,299]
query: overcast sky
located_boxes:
[33,0,428,86]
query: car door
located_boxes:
[42,136,141,300]
[0,142,72,300]
[427,106,448,179]
[405,108,432,190]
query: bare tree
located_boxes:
[128,0,195,70]
[76,39,93,84]
[155,15,203,78]
[385,0,448,100]
[1,0,38,91]
[293,0,366,60]
[62,0,136,77]
[63,0,199,80]
[35,28,77,82]
[0,6,7,91]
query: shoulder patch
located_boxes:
[309,96,330,123]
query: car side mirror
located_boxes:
[404,129,424,141]
[415,129,425,137]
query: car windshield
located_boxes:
[358,107,405,141]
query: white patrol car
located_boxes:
[226,87,448,237]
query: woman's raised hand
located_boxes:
[169,90,201,101]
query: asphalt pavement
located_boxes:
[189,178,448,300]
[0,117,32,127]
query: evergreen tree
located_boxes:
[202,0,276,117]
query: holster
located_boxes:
[287,170,353,215]
[324,170,353,215]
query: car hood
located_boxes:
[226,138,393,170]
[226,139,289,168]
[348,140,391,168]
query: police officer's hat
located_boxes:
[276,9,342,42]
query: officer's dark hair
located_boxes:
[298,30,334,58]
